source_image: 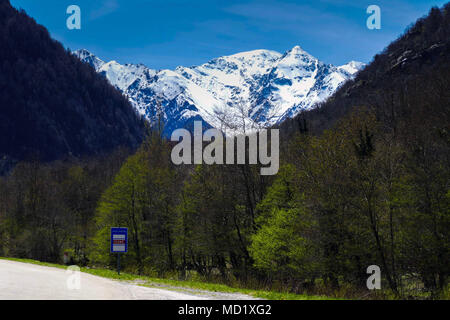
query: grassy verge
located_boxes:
[0,257,337,300]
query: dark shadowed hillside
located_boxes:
[273,5,449,296]
[0,0,146,172]
[279,3,450,139]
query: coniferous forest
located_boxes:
[0,1,449,299]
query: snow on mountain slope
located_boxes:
[338,61,366,75]
[75,49,105,71]
[259,46,361,122]
[98,61,156,92]
[74,47,364,135]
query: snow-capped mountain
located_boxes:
[74,47,364,135]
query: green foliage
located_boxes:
[91,132,180,275]
[0,148,129,263]
[250,165,319,283]
[174,163,262,279]
[250,206,317,277]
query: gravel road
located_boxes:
[0,260,258,300]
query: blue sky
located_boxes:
[10,0,447,69]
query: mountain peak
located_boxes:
[74,49,105,70]
[74,48,93,57]
[227,49,282,60]
[287,45,310,56]
[75,47,363,134]
[291,45,304,52]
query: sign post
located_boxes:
[110,227,128,275]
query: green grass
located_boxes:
[0,257,337,300]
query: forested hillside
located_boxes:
[279,4,450,137]
[0,2,448,300]
[0,1,145,172]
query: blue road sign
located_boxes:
[110,227,128,253]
